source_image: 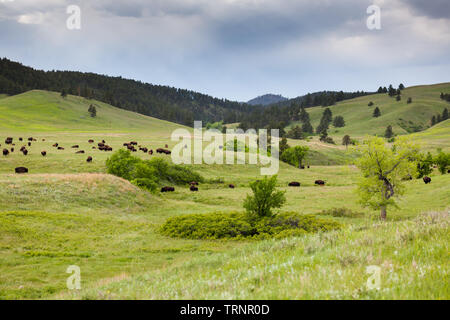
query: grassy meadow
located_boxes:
[0,87,448,300]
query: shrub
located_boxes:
[243,176,286,219]
[434,150,450,174]
[160,212,341,240]
[106,150,204,191]
[320,207,364,218]
[416,152,434,178]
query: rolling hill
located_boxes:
[287,82,450,139]
[0,90,184,133]
[247,94,288,106]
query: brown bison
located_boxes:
[41,151,47,156]
[15,167,28,174]
[27,137,33,141]
[76,150,85,154]
[149,150,153,155]
[11,147,14,152]
[289,182,301,187]
[3,149,9,156]
[161,186,175,193]
[229,184,235,189]
[22,149,28,155]
[190,181,199,186]
[88,140,94,143]
[28,142,31,147]
[72,145,79,148]
[190,185,199,192]
[315,180,326,186]
[57,147,64,150]
[19,137,23,141]
[5,137,13,144]
[423,176,431,184]
[87,156,93,163]
[53,143,59,147]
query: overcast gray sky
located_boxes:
[0,0,449,101]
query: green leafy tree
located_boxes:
[355,136,419,220]
[243,175,286,219]
[434,150,450,174]
[373,107,381,118]
[416,152,434,178]
[281,146,309,168]
[384,125,394,138]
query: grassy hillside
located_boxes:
[410,119,450,152]
[0,88,448,300]
[288,83,450,139]
[0,90,184,133]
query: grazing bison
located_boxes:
[28,137,33,141]
[41,151,47,156]
[87,156,93,163]
[88,140,94,143]
[229,184,235,189]
[288,182,301,187]
[165,144,169,148]
[5,137,13,144]
[19,137,23,141]
[161,186,175,193]
[22,149,28,155]
[423,176,431,184]
[157,148,171,155]
[72,145,79,148]
[130,141,138,146]
[315,180,326,186]
[15,167,28,174]
[190,185,199,192]
[10,148,14,152]
[190,181,199,186]
[149,150,153,155]
[76,150,85,154]
[3,149,9,156]
[28,142,31,147]
[57,147,64,150]
[53,143,58,147]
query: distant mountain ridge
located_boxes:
[247,94,288,106]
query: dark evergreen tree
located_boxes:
[88,104,97,118]
[442,108,449,121]
[396,94,401,101]
[407,97,412,104]
[342,135,352,148]
[61,89,67,98]
[373,107,381,118]
[384,125,394,138]
[399,83,405,90]
[431,115,436,126]
[333,116,345,127]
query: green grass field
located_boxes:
[0,88,448,300]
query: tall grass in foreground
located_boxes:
[66,211,449,300]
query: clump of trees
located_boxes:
[434,150,450,174]
[440,92,450,102]
[286,125,304,139]
[281,146,309,169]
[319,130,335,144]
[342,135,355,149]
[430,108,449,126]
[355,136,419,220]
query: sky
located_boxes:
[0,0,449,101]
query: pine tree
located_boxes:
[342,135,352,149]
[407,97,412,104]
[377,87,383,94]
[333,116,345,127]
[388,85,395,97]
[373,107,381,118]
[399,83,405,90]
[396,94,401,101]
[442,108,449,121]
[431,115,436,126]
[88,104,97,118]
[384,125,394,138]
[61,89,67,98]
[368,101,374,106]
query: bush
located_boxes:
[434,150,450,174]
[160,212,341,240]
[320,207,364,218]
[243,176,286,219]
[106,149,204,191]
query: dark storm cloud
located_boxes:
[0,0,449,100]
[405,0,450,19]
